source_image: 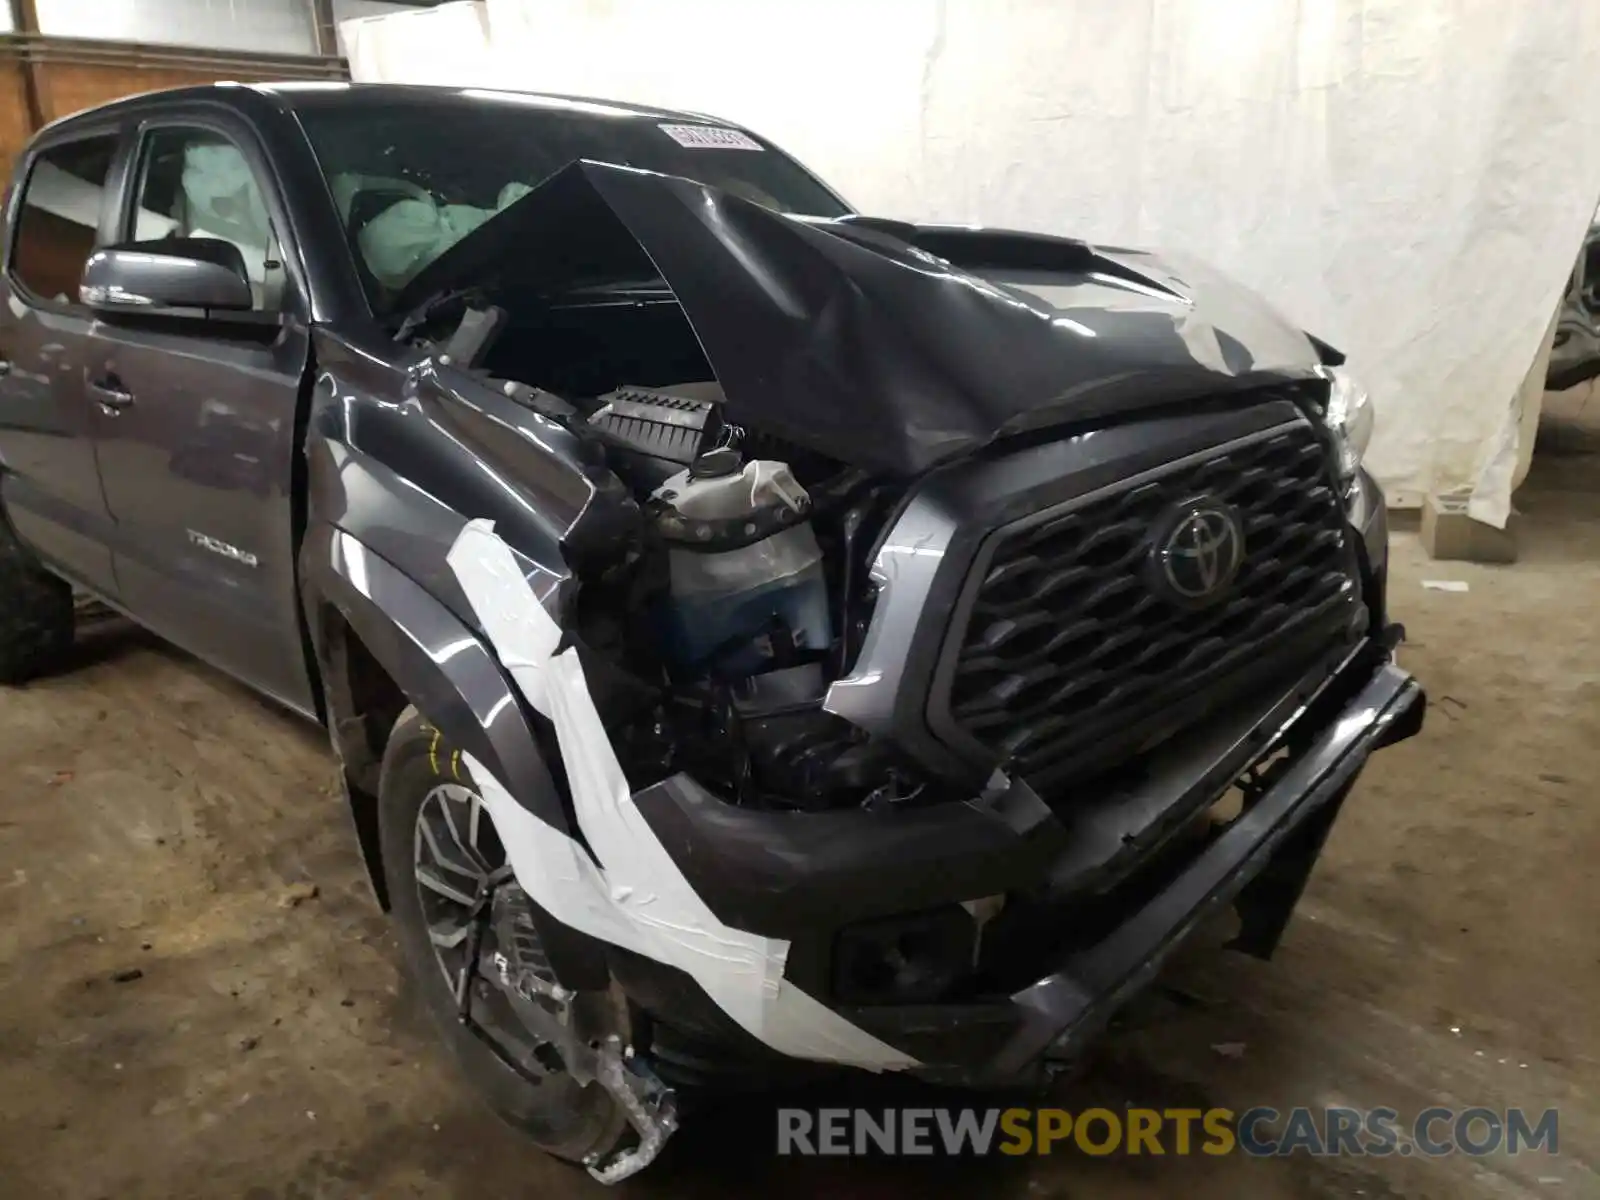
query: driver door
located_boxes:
[86,113,316,714]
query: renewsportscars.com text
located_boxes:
[776,1106,1559,1158]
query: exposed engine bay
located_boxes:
[430,280,937,813]
[497,359,935,814]
[578,382,949,813]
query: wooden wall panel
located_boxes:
[1,62,35,181]
[10,206,96,301]
[35,62,279,126]
[0,36,343,187]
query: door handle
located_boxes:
[88,377,134,413]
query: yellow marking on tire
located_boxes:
[451,749,462,781]
[429,729,441,776]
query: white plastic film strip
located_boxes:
[447,518,917,1069]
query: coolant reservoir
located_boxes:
[652,455,832,675]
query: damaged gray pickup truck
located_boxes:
[0,84,1424,1180]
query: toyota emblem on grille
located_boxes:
[1150,499,1245,605]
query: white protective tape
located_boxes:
[446,519,918,1070]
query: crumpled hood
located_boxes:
[396,160,1325,475]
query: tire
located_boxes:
[377,706,629,1165]
[0,513,73,685]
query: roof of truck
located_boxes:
[38,81,731,138]
[259,82,720,122]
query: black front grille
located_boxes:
[941,421,1356,788]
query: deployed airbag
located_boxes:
[355,180,534,289]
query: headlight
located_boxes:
[1316,366,1375,481]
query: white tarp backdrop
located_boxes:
[342,0,1600,522]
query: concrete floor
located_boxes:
[2,411,1597,1200]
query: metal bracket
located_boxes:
[584,1039,680,1185]
[484,885,679,1184]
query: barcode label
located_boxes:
[658,123,763,151]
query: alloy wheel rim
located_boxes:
[412,781,508,1006]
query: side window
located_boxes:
[130,127,285,310]
[9,134,119,306]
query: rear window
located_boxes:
[9,134,118,306]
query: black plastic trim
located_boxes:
[924,414,1354,780]
[840,661,1424,1080]
[830,394,1341,788]
[636,636,1397,947]
[632,771,1066,940]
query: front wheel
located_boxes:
[377,707,629,1164]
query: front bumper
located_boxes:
[628,638,1423,1083]
[855,656,1422,1082]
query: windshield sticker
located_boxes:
[658,123,764,151]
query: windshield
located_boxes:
[294,92,851,312]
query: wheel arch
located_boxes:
[300,521,575,909]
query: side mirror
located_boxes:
[80,239,254,315]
